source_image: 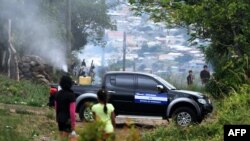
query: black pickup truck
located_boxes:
[49,71,213,126]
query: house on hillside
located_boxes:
[158,53,183,61]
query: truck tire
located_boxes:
[79,101,96,122]
[172,107,197,126]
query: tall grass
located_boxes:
[0,75,49,107]
[164,73,206,92]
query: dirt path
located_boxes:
[0,103,168,127]
[0,103,168,141]
[113,116,168,140]
[0,103,50,115]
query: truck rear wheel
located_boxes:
[79,101,96,122]
[172,107,197,126]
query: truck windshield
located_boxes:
[154,75,176,90]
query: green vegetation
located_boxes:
[0,106,56,141]
[71,0,114,50]
[0,109,28,141]
[76,122,141,141]
[78,122,107,141]
[0,75,49,107]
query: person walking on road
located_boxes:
[200,65,210,85]
[91,89,116,140]
[55,75,76,140]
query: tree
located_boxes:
[129,0,250,96]
[71,0,114,51]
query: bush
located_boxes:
[78,122,106,141]
[77,122,141,141]
[205,79,232,98]
[205,52,249,97]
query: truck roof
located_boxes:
[105,71,157,77]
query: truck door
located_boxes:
[105,74,137,114]
[134,75,168,116]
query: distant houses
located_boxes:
[103,3,207,76]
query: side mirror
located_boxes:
[157,85,164,92]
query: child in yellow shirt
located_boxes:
[92,89,116,139]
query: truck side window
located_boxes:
[116,74,134,89]
[110,75,116,86]
[138,75,158,91]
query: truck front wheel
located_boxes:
[79,101,96,122]
[172,107,197,126]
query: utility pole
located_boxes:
[66,0,71,71]
[122,32,126,71]
[101,43,105,82]
[101,46,105,68]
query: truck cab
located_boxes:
[103,72,213,126]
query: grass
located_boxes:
[0,75,57,140]
[0,106,57,141]
[76,122,142,141]
[0,109,28,141]
[0,75,49,107]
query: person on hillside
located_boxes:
[187,70,194,85]
[54,75,76,140]
[200,65,210,85]
[91,89,116,140]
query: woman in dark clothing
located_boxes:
[55,75,76,139]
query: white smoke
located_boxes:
[2,0,68,71]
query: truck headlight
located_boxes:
[198,99,207,104]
